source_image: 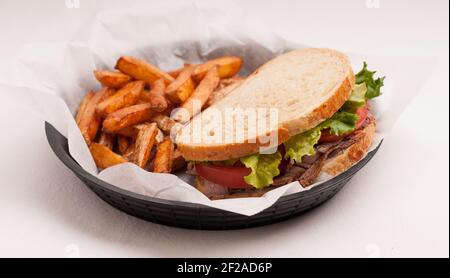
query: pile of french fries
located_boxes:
[75,55,243,173]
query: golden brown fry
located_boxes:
[89,143,127,169]
[167,63,196,78]
[139,89,152,103]
[115,56,174,85]
[171,149,187,173]
[96,81,145,117]
[78,88,115,144]
[93,70,132,89]
[192,56,242,82]
[115,126,139,138]
[117,135,130,154]
[102,103,157,133]
[165,66,195,104]
[123,142,135,161]
[151,114,176,135]
[147,79,168,112]
[98,132,115,150]
[153,137,174,173]
[132,123,158,168]
[173,66,220,122]
[75,91,94,125]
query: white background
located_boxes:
[0,0,448,258]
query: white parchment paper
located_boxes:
[0,1,436,216]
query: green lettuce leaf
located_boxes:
[240,151,282,189]
[355,62,385,99]
[283,128,321,164]
[342,83,367,113]
[319,111,359,136]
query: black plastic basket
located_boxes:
[45,122,381,230]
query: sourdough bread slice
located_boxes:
[177,48,355,161]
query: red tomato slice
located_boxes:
[319,105,369,143]
[355,105,369,129]
[196,163,252,189]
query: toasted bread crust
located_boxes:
[177,127,290,161]
[322,118,376,176]
[286,72,354,136]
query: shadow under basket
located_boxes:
[45,122,382,230]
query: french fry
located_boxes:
[117,135,130,154]
[153,137,174,173]
[192,56,242,82]
[96,80,145,117]
[98,132,115,150]
[75,91,94,125]
[155,128,165,144]
[132,123,158,168]
[78,88,115,144]
[139,89,152,103]
[93,70,132,89]
[165,66,195,104]
[116,126,139,138]
[89,143,127,169]
[151,114,176,135]
[115,56,174,85]
[147,79,168,112]
[123,142,135,161]
[173,66,220,122]
[171,149,187,173]
[167,63,196,78]
[102,103,157,133]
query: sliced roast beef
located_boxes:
[272,166,306,186]
[298,154,328,187]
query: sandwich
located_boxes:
[176,48,384,200]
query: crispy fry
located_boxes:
[96,81,145,117]
[75,91,94,125]
[89,143,127,169]
[139,89,152,103]
[155,128,165,144]
[115,56,174,85]
[102,103,157,133]
[171,149,187,173]
[147,79,168,112]
[132,123,158,168]
[167,63,196,78]
[123,142,135,161]
[78,88,115,144]
[115,126,139,138]
[98,132,115,150]
[192,56,242,82]
[165,66,195,104]
[173,66,220,122]
[93,70,132,89]
[151,114,176,135]
[117,135,130,154]
[153,137,174,173]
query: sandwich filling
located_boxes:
[193,63,384,190]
